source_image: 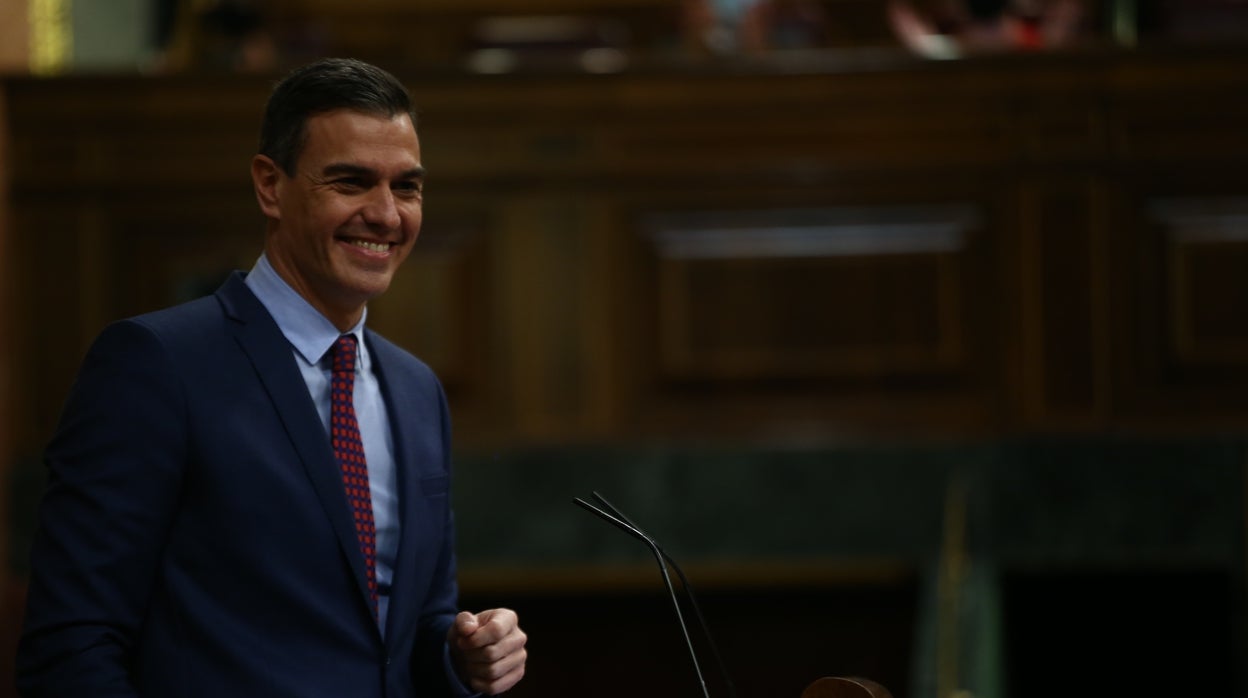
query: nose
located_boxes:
[362,187,401,230]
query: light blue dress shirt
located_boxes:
[244,254,399,635]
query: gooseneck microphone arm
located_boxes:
[586,492,738,698]
[573,496,711,698]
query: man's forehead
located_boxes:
[299,110,420,165]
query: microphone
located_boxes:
[574,491,737,698]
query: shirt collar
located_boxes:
[244,253,370,372]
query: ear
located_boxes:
[251,154,283,219]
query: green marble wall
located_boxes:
[9,436,1246,696]
[449,437,1245,570]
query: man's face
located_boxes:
[254,108,424,329]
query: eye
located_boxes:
[394,180,424,197]
[333,177,368,190]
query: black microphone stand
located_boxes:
[575,492,738,698]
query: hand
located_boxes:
[448,608,527,695]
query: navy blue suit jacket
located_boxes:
[17,273,468,697]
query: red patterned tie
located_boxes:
[330,334,378,616]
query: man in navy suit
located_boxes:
[16,58,527,697]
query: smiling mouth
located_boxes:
[345,238,393,254]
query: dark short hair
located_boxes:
[258,58,416,174]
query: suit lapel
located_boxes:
[367,332,427,643]
[216,274,380,625]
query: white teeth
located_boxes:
[351,240,389,253]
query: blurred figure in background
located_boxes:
[682,0,829,55]
[888,0,1086,58]
[154,0,328,73]
[155,0,278,72]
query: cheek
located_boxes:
[403,205,423,237]
[304,192,357,226]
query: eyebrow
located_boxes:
[321,163,426,179]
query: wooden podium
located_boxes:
[801,677,893,698]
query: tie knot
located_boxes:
[332,334,358,374]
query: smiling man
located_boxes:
[16,58,526,698]
[254,105,425,330]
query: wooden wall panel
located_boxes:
[1113,96,1248,163]
[494,199,597,438]
[1012,96,1108,164]
[421,77,1013,185]
[1016,179,1109,424]
[620,195,1007,440]
[6,196,262,450]
[0,85,10,474]
[0,82,15,695]
[5,78,260,191]
[1161,199,1248,368]
[645,206,975,382]
[1111,195,1248,424]
[5,47,1248,449]
[9,205,94,447]
[104,200,262,311]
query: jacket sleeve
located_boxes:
[16,320,187,697]
[409,380,478,697]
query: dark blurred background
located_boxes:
[2,1,1248,697]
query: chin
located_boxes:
[344,266,397,291]
[351,282,392,303]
